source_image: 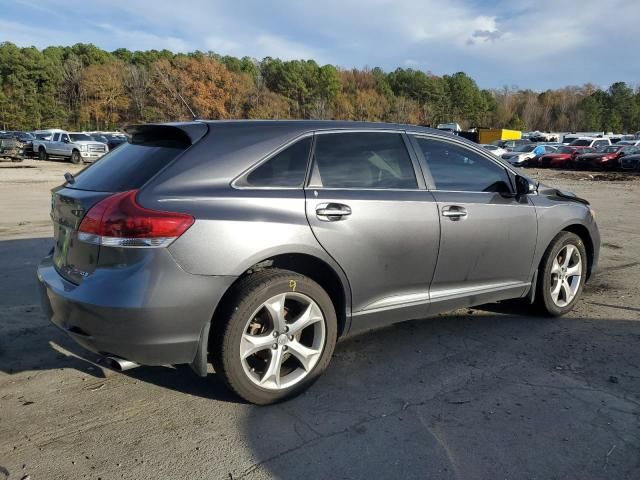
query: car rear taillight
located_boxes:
[78,190,194,248]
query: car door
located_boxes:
[60,133,73,156]
[410,135,538,312]
[50,133,62,156]
[304,131,440,332]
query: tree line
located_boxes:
[0,42,638,133]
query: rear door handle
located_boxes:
[441,205,468,219]
[316,203,352,221]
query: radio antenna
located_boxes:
[156,68,199,120]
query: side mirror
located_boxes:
[63,138,70,143]
[515,175,532,196]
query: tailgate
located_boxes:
[51,187,112,284]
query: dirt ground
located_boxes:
[1,160,639,479]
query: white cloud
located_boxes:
[252,34,325,62]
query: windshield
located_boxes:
[556,146,574,153]
[569,139,591,146]
[69,133,93,142]
[600,146,620,153]
[513,144,535,152]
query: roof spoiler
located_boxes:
[125,122,208,146]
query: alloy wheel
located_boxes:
[240,292,326,390]
[549,244,582,307]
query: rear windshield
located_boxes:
[69,125,193,192]
[70,142,187,192]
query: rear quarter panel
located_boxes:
[161,189,341,277]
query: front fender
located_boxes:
[529,194,599,279]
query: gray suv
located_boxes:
[37,121,600,404]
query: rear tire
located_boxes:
[211,269,338,405]
[38,148,48,161]
[70,150,82,164]
[535,232,587,316]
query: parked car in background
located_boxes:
[568,137,611,149]
[527,131,559,142]
[502,144,556,167]
[37,120,600,404]
[0,132,25,162]
[609,135,636,143]
[436,122,461,134]
[616,140,640,146]
[574,145,639,170]
[481,144,508,156]
[99,132,128,151]
[493,139,531,151]
[32,129,109,164]
[620,153,640,170]
[537,146,595,168]
[562,133,607,144]
[4,131,35,157]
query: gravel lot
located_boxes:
[1,160,639,479]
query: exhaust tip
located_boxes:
[106,356,139,371]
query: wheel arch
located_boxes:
[189,252,352,377]
[561,224,595,280]
[212,253,351,338]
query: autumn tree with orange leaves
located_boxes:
[80,61,129,130]
[2,42,639,132]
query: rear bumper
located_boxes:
[37,254,235,366]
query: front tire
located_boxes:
[38,148,48,161]
[70,150,82,164]
[211,269,338,405]
[535,232,587,316]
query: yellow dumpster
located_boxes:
[478,129,522,144]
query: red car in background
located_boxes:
[536,146,594,168]
[574,145,640,170]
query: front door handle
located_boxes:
[316,203,352,221]
[441,205,468,220]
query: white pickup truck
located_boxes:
[32,129,109,164]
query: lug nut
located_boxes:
[288,335,294,341]
[272,344,278,349]
[282,345,288,351]
[273,331,278,337]
[284,326,289,333]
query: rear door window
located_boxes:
[311,132,417,189]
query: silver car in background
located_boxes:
[37,121,600,404]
